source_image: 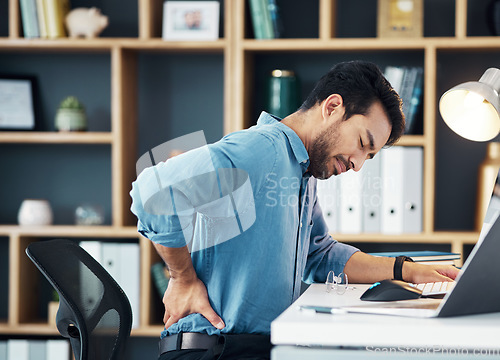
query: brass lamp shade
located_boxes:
[439,68,500,142]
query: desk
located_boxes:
[271,284,500,359]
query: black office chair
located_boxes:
[26,239,132,360]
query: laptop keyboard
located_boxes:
[409,281,455,296]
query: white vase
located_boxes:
[18,199,53,226]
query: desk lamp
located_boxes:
[439,68,500,230]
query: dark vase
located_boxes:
[487,0,500,36]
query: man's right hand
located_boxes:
[153,242,225,331]
[162,275,225,330]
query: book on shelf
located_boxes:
[383,65,423,135]
[19,0,40,38]
[151,261,170,298]
[267,0,282,38]
[44,0,70,38]
[29,0,70,39]
[35,0,48,38]
[368,250,461,265]
[248,0,281,39]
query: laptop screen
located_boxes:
[437,168,500,317]
[478,169,500,243]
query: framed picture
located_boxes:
[162,1,220,41]
[377,0,423,38]
[0,75,37,130]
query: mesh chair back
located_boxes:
[26,239,133,360]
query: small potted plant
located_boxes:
[55,95,87,131]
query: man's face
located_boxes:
[308,101,392,179]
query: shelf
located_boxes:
[335,231,479,245]
[0,38,227,53]
[0,323,165,337]
[241,37,500,52]
[396,135,427,147]
[0,225,139,237]
[131,326,165,337]
[0,132,114,144]
[0,323,59,336]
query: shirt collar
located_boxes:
[256,112,310,170]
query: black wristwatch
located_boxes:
[393,256,414,281]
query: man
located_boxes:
[130,61,459,360]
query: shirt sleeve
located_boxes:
[302,186,360,284]
[130,130,277,248]
[130,146,213,248]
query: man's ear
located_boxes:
[322,94,344,119]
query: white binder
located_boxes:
[338,170,363,234]
[8,339,29,360]
[361,155,382,233]
[0,341,6,360]
[28,340,46,360]
[316,176,338,233]
[119,243,141,329]
[45,340,70,360]
[403,147,423,233]
[79,241,103,319]
[381,147,405,234]
[101,242,121,282]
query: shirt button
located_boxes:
[300,223,303,228]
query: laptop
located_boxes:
[344,169,500,318]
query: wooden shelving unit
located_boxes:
[0,0,496,338]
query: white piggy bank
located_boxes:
[65,7,109,38]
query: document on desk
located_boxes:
[342,298,443,318]
[299,299,443,318]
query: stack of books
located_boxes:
[368,250,461,266]
[19,0,70,39]
[248,0,282,39]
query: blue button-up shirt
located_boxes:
[130,112,359,337]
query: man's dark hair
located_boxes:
[300,61,405,146]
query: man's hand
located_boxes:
[162,275,225,330]
[152,243,225,331]
[403,262,460,284]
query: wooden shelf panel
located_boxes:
[0,225,139,237]
[241,37,500,52]
[334,231,479,245]
[0,38,227,52]
[120,39,227,52]
[0,323,165,337]
[2,37,498,54]
[396,135,427,147]
[0,323,59,336]
[131,325,165,337]
[0,132,114,144]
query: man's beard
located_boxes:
[308,122,341,180]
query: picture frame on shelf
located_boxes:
[162,1,220,41]
[0,75,38,131]
[377,0,423,38]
